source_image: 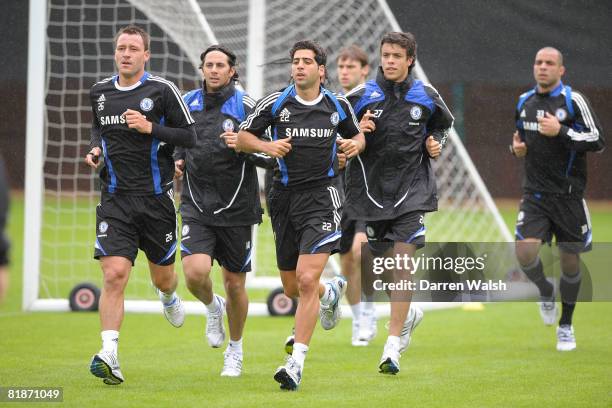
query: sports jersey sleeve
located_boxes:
[558,92,605,153]
[241,95,275,168]
[239,92,279,138]
[336,96,361,138]
[425,84,454,149]
[89,87,102,151]
[150,82,196,148]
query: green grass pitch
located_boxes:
[1,195,611,407]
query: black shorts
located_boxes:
[365,211,426,249]
[179,218,254,273]
[339,215,366,254]
[268,184,342,271]
[515,193,592,253]
[94,191,178,265]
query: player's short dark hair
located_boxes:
[337,45,369,67]
[290,40,327,66]
[199,45,239,81]
[380,32,417,73]
[114,25,150,51]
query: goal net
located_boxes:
[24,0,511,312]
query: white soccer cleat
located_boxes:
[556,325,576,351]
[206,294,226,348]
[319,276,347,330]
[274,355,302,391]
[158,290,185,328]
[356,308,378,344]
[538,298,557,326]
[221,349,243,377]
[399,305,424,353]
[89,350,124,385]
[378,342,401,375]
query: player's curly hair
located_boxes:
[380,32,417,74]
[290,40,327,66]
[199,45,240,82]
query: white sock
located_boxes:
[228,338,243,355]
[159,290,177,306]
[351,303,361,319]
[386,335,400,349]
[101,330,119,354]
[205,295,219,313]
[291,342,308,368]
[319,282,337,307]
[363,301,375,312]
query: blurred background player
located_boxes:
[237,40,365,390]
[174,45,272,377]
[512,47,604,351]
[0,156,9,305]
[345,32,454,374]
[336,45,378,346]
[85,25,196,385]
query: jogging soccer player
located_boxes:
[174,45,272,377]
[85,25,196,385]
[345,32,454,374]
[512,47,604,351]
[237,40,365,390]
[335,45,378,346]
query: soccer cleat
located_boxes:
[221,349,243,377]
[538,297,557,326]
[378,342,401,375]
[158,290,185,328]
[274,355,302,391]
[284,328,295,355]
[206,294,226,348]
[356,308,378,345]
[89,350,124,385]
[399,305,424,353]
[556,325,576,351]
[319,276,347,330]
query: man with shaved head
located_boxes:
[512,47,605,351]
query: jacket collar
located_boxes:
[202,81,236,107]
[376,66,413,95]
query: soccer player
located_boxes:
[236,40,365,390]
[85,25,196,385]
[345,32,454,374]
[336,45,378,346]
[0,156,9,305]
[511,47,604,351]
[174,45,271,377]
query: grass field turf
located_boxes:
[1,195,612,406]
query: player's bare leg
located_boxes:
[90,256,131,385]
[183,254,214,305]
[100,256,132,331]
[183,254,225,347]
[275,253,346,390]
[221,268,248,376]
